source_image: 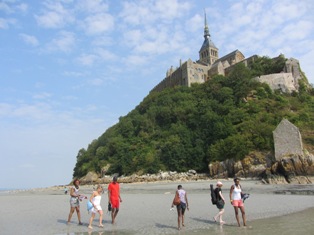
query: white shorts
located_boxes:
[91,205,102,214]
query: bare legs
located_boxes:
[176,208,185,230]
[88,210,104,229]
[214,209,225,224]
[67,207,82,225]
[233,206,246,227]
[111,208,119,224]
[88,213,95,229]
[99,211,103,227]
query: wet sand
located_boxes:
[0,180,313,235]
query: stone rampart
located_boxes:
[254,73,297,93]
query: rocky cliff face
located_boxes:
[78,152,314,185]
[208,151,314,184]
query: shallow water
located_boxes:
[185,207,314,235]
[58,207,314,235]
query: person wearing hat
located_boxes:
[108,175,122,224]
[213,181,226,225]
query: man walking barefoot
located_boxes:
[108,175,122,224]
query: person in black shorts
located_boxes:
[213,181,226,225]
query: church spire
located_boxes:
[199,10,219,65]
[204,10,210,39]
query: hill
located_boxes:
[72,57,314,179]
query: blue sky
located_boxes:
[1,0,314,189]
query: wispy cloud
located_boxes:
[35,1,74,28]
[32,92,52,100]
[80,13,114,35]
[20,33,39,46]
[0,17,16,29]
[0,1,13,14]
[16,3,28,14]
[76,53,98,66]
[45,30,76,53]
[76,0,109,14]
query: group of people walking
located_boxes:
[66,176,246,231]
[67,176,122,230]
[212,177,247,227]
[171,178,247,230]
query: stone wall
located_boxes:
[254,73,297,93]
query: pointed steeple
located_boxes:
[199,10,219,65]
[204,10,210,39]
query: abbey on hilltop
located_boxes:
[151,12,302,93]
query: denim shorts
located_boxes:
[70,197,79,207]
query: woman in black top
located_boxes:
[213,181,226,225]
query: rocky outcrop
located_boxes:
[78,152,314,185]
[208,151,314,184]
[79,171,99,184]
[79,170,208,185]
[264,153,314,184]
[209,152,274,179]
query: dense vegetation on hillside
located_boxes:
[73,56,314,178]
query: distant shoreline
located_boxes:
[4,177,314,196]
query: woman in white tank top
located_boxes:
[88,185,104,229]
[229,178,246,227]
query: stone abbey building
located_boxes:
[151,13,302,93]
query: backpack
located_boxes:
[210,184,217,205]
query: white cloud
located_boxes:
[46,31,76,53]
[120,0,191,26]
[76,53,98,66]
[20,33,39,46]
[35,1,74,28]
[81,13,114,35]
[11,102,52,121]
[32,92,52,100]
[96,48,118,61]
[76,0,109,14]
[63,71,85,77]
[0,17,16,29]
[0,1,12,13]
[124,54,150,67]
[16,3,28,13]
[273,1,307,20]
[119,2,152,26]
[186,14,202,33]
[154,0,191,20]
[35,11,64,28]
[281,20,313,41]
[88,78,104,86]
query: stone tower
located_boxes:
[199,11,219,65]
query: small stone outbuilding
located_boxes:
[273,119,303,160]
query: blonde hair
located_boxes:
[96,185,103,190]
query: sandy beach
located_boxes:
[0,179,313,235]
